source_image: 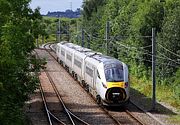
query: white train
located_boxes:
[56,41,130,106]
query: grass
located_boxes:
[168,114,180,124]
[130,76,180,109]
[130,75,180,124]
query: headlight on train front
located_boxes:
[125,82,128,88]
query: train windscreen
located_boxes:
[104,64,124,82]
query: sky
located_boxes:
[30,0,83,15]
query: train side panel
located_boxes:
[95,63,107,101]
[65,48,75,70]
[73,52,86,81]
[59,44,66,66]
[84,58,97,89]
[84,57,100,97]
[56,43,61,62]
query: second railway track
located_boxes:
[45,70,90,125]
[35,49,90,125]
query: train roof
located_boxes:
[62,42,92,53]
[91,54,122,64]
[59,42,123,65]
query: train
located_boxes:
[55,41,130,106]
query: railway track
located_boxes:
[45,70,90,125]
[129,101,165,125]
[34,50,64,125]
[125,108,145,125]
[39,74,66,125]
[37,42,164,125]
[34,49,90,125]
[100,105,146,125]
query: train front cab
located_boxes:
[97,62,129,106]
[105,83,129,106]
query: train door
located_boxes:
[85,64,94,88]
[96,69,101,95]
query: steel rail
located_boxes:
[130,101,165,125]
[45,71,76,125]
[33,50,53,125]
[99,104,146,125]
[125,108,145,125]
[39,80,53,125]
[34,50,66,125]
[101,107,122,125]
[43,43,90,125]
[48,111,66,125]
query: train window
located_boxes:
[61,50,65,56]
[67,54,72,61]
[86,66,93,77]
[104,63,123,70]
[105,67,124,82]
[74,59,81,68]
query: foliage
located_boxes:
[41,16,80,44]
[157,1,180,80]
[0,0,45,124]
[82,0,105,20]
[81,0,180,108]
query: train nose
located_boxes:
[106,87,126,102]
[112,93,121,101]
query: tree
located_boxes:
[0,0,44,124]
[157,1,180,80]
